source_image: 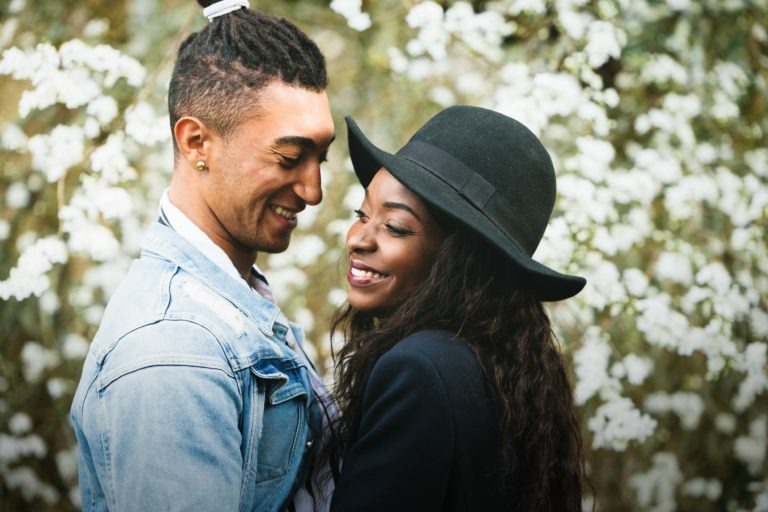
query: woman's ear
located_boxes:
[174,116,210,169]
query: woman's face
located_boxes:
[346,168,447,314]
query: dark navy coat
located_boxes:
[331,329,512,511]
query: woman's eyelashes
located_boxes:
[384,224,414,237]
[353,209,414,237]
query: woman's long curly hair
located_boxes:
[324,223,590,511]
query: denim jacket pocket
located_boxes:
[248,365,309,484]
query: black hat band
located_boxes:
[398,140,532,255]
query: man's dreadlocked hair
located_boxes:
[168,1,328,151]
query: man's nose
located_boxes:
[294,163,322,206]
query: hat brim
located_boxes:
[346,116,585,302]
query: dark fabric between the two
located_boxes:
[330,329,512,511]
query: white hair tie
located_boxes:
[203,0,249,21]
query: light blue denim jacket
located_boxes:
[70,222,319,512]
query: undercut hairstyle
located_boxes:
[324,223,591,511]
[168,1,328,151]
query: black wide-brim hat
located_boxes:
[346,105,586,301]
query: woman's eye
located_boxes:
[354,209,368,221]
[385,224,413,237]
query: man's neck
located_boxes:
[167,179,256,281]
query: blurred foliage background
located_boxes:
[1,0,767,510]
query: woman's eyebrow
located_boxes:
[383,201,422,221]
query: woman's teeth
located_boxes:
[350,267,385,279]
[271,206,297,220]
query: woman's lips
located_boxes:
[348,259,388,286]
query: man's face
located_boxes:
[201,81,335,255]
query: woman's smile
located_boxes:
[345,169,446,313]
[347,259,390,286]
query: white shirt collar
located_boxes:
[159,188,267,290]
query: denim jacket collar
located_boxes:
[141,222,286,340]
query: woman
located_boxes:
[327,106,589,511]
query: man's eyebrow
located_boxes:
[273,134,336,150]
[383,201,422,222]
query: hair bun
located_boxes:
[197,0,218,7]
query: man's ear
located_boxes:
[174,116,210,169]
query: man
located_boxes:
[70,2,335,510]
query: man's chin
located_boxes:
[254,237,291,254]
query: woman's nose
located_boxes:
[346,222,375,253]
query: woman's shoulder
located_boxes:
[374,329,482,385]
[384,328,472,358]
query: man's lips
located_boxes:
[269,204,299,221]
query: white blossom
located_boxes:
[5,182,30,209]
[0,220,9,241]
[8,0,25,14]
[734,415,767,476]
[263,267,308,304]
[0,433,47,463]
[330,0,372,31]
[715,413,737,434]
[584,21,626,68]
[745,148,768,178]
[505,0,547,15]
[1,123,28,151]
[62,334,90,360]
[630,453,683,512]
[682,477,723,501]
[124,102,169,146]
[573,327,617,404]
[666,0,692,11]
[620,354,653,385]
[8,413,32,435]
[557,6,592,40]
[46,378,68,399]
[89,133,135,183]
[751,308,768,338]
[327,288,348,308]
[86,95,119,126]
[61,216,120,262]
[27,124,85,182]
[20,342,60,383]
[275,234,328,268]
[623,268,650,297]
[55,446,79,483]
[83,19,110,39]
[588,397,657,450]
[406,2,449,60]
[654,251,693,285]
[733,343,768,413]
[0,237,68,301]
[2,466,58,504]
[645,391,705,430]
[581,258,627,311]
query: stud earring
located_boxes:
[195,160,207,171]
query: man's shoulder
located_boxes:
[92,255,230,358]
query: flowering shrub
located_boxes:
[1,0,766,510]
